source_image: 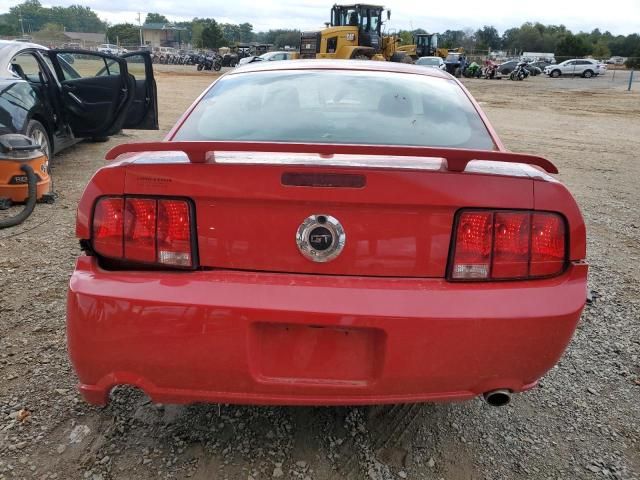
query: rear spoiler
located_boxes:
[105,141,558,174]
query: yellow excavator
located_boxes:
[300,4,411,62]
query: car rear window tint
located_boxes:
[173,70,496,150]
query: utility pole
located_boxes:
[18,8,25,37]
[137,12,143,46]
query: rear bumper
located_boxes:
[67,256,588,406]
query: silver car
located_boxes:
[415,56,446,70]
[544,59,601,78]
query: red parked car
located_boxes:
[67,61,588,408]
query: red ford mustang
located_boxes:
[67,60,587,408]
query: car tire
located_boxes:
[583,70,594,78]
[551,69,561,78]
[26,120,51,166]
[389,52,409,63]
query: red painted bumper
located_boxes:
[67,256,587,406]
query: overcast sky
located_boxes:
[3,0,640,35]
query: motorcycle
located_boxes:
[463,62,482,78]
[481,61,500,79]
[510,61,530,81]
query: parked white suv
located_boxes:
[544,59,603,78]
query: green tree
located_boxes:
[625,51,640,68]
[439,30,466,49]
[398,30,413,45]
[3,0,106,33]
[201,19,225,49]
[145,13,168,24]
[220,23,240,43]
[475,25,501,50]
[556,32,590,57]
[591,40,610,59]
[0,21,19,36]
[273,30,300,49]
[238,22,254,43]
[34,22,66,41]
[106,23,140,45]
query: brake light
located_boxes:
[92,196,194,268]
[157,199,192,266]
[92,197,124,258]
[450,210,566,281]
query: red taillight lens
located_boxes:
[450,210,566,281]
[451,212,492,279]
[157,199,192,266]
[530,213,565,277]
[492,212,530,279]
[92,197,124,258]
[124,198,157,263]
[92,196,194,268]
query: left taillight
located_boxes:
[91,196,195,268]
[449,209,567,281]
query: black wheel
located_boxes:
[454,67,462,78]
[197,64,204,71]
[583,70,594,78]
[389,52,408,63]
[26,119,51,167]
[551,69,561,78]
[213,62,222,72]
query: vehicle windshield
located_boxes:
[445,54,460,62]
[173,70,495,150]
[416,57,439,65]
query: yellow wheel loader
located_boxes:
[396,33,440,60]
[300,4,411,63]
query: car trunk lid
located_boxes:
[121,149,539,277]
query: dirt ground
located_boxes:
[1,66,639,480]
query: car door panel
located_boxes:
[120,52,158,130]
[61,77,122,121]
[48,50,131,138]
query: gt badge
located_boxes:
[296,214,346,263]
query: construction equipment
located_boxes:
[300,4,410,62]
[397,33,439,60]
[0,134,54,229]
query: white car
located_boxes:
[238,51,297,66]
[415,56,446,70]
[97,44,122,55]
[544,59,603,78]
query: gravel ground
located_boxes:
[0,69,639,480]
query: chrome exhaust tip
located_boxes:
[483,389,511,407]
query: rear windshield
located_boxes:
[173,70,495,150]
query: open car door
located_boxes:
[47,50,132,138]
[47,50,157,138]
[118,51,158,130]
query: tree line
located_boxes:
[0,0,105,35]
[399,23,640,61]
[1,2,639,65]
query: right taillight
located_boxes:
[91,196,195,268]
[449,210,567,281]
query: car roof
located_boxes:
[0,40,47,78]
[231,59,452,79]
